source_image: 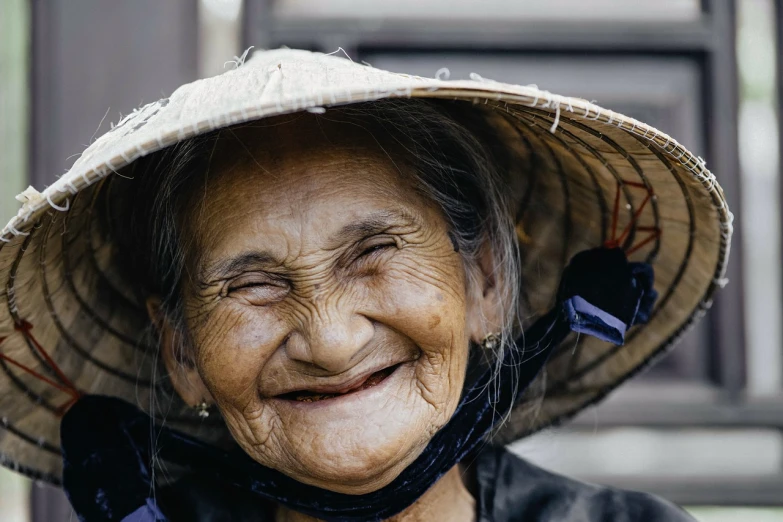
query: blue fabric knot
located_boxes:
[559,247,658,345]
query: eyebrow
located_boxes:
[201,252,280,282]
[201,208,418,281]
[326,209,418,248]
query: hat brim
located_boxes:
[0,49,730,483]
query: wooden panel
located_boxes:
[31,0,199,187]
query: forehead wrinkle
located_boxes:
[195,188,428,280]
[196,204,421,284]
[184,124,430,283]
[190,197,275,259]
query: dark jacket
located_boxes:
[475,447,694,522]
[159,446,694,521]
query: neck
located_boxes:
[275,465,476,522]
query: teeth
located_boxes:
[295,393,334,402]
[287,365,398,402]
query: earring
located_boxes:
[481,333,500,351]
[195,400,210,419]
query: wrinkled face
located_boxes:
[157,117,492,494]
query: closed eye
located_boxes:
[226,274,289,304]
[228,276,277,292]
[230,280,271,290]
[358,242,395,258]
[346,238,399,277]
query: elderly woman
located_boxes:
[0,49,729,521]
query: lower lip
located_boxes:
[271,363,408,410]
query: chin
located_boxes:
[266,414,430,495]
[298,446,421,495]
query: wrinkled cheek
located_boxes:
[207,375,279,460]
[414,347,465,423]
[227,403,284,463]
[193,308,281,401]
[373,276,467,353]
[416,319,469,426]
[199,346,260,401]
[402,299,469,414]
[189,310,294,464]
[368,272,470,425]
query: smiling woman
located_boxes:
[0,49,729,522]
[111,104,513,499]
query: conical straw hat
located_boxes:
[0,48,731,484]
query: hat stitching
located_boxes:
[45,193,69,213]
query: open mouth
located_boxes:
[277,364,400,403]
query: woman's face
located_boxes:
[158,117,491,494]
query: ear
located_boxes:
[146,297,214,407]
[465,243,505,345]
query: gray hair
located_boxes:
[106,98,522,383]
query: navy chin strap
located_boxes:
[61,247,657,522]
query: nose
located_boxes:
[286,308,374,373]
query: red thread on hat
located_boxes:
[0,321,82,416]
[604,180,661,255]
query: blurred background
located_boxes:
[0,0,780,520]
